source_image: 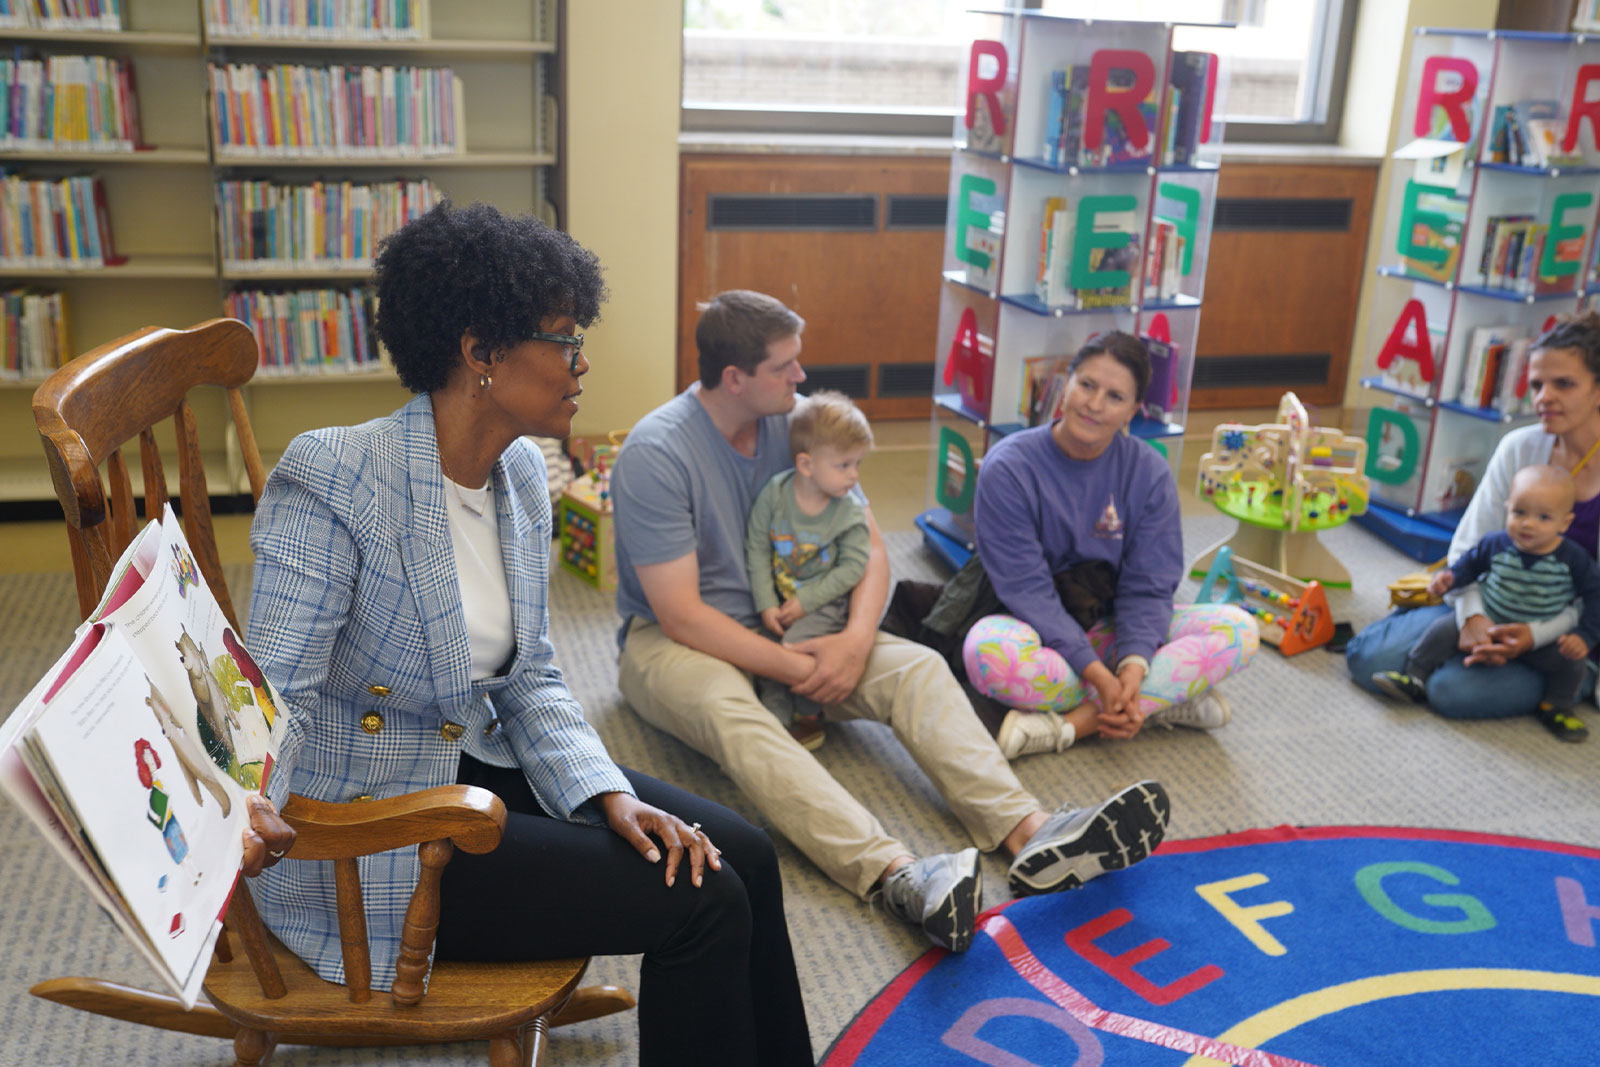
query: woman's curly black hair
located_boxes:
[373,200,606,394]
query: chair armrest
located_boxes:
[279,785,507,860]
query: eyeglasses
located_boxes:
[530,330,585,373]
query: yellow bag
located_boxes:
[1389,559,1445,609]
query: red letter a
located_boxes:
[1376,299,1436,383]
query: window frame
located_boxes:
[1222,0,1361,144]
[679,0,1360,144]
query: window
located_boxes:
[1038,0,1360,142]
[681,0,987,135]
[684,0,1359,143]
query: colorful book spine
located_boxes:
[0,54,139,151]
[224,284,382,375]
[0,172,116,269]
[216,176,442,270]
[207,0,427,40]
[0,284,68,379]
[0,0,121,30]
[208,61,462,158]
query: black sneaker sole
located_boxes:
[1008,780,1171,897]
[922,848,981,953]
[1540,712,1590,743]
[1371,672,1425,703]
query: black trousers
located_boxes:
[434,757,813,1067]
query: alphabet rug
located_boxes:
[822,826,1600,1066]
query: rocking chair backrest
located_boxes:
[32,318,266,628]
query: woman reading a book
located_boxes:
[1347,313,1600,733]
[960,331,1259,760]
[238,202,811,1067]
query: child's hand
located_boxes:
[1427,571,1455,596]
[761,606,786,636]
[1558,632,1590,660]
[776,598,806,626]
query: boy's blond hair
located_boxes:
[789,390,873,459]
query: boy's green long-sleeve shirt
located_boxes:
[744,470,870,615]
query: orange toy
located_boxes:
[1196,546,1335,656]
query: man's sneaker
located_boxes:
[1538,703,1590,743]
[788,713,825,751]
[996,709,1075,760]
[1007,780,1170,897]
[1148,689,1231,730]
[1371,670,1427,704]
[878,847,981,952]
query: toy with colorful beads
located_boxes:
[1195,545,1335,656]
[1192,391,1371,587]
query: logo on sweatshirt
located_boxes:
[1093,497,1124,540]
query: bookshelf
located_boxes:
[1355,29,1600,561]
[0,0,561,502]
[919,11,1228,569]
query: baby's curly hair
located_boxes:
[373,201,606,394]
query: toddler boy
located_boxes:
[745,390,873,749]
[1374,465,1600,742]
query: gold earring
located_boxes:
[480,373,492,390]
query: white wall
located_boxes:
[1341,0,1500,416]
[564,0,683,438]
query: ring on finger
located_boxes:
[268,849,287,859]
[689,822,702,836]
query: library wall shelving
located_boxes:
[918,10,1227,570]
[1356,28,1600,561]
[0,0,560,503]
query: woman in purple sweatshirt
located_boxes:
[963,332,1259,759]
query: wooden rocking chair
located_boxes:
[29,318,634,1066]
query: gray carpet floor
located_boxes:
[1,516,1597,1066]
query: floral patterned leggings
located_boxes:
[962,603,1259,715]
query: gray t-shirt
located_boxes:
[612,385,794,638]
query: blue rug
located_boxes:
[823,826,1600,1066]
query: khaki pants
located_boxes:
[618,619,1041,899]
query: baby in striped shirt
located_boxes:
[1373,465,1600,743]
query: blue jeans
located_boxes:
[1345,604,1597,719]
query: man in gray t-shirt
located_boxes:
[611,289,1172,954]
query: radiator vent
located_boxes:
[877,361,936,397]
[800,364,872,398]
[885,195,947,229]
[706,194,877,231]
[1214,197,1352,231]
[1192,353,1331,389]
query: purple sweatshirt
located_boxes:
[973,424,1182,675]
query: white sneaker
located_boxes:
[1149,689,1231,730]
[996,709,1076,760]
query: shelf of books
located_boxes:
[0,0,558,502]
[919,11,1227,569]
[1355,28,1600,561]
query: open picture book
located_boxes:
[0,504,285,1008]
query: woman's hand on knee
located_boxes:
[1460,620,1532,667]
[1458,614,1494,654]
[600,792,722,888]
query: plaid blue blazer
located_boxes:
[246,392,632,991]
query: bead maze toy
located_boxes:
[1196,546,1335,656]
[1193,391,1370,587]
[557,436,620,593]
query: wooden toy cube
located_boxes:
[557,478,615,593]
